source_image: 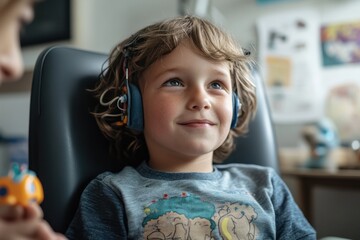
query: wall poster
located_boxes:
[257,10,323,123]
[321,21,360,67]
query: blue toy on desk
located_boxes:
[0,163,44,206]
[302,118,339,169]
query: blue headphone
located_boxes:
[124,83,241,131]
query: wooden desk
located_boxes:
[281,168,360,224]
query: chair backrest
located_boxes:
[29,46,278,233]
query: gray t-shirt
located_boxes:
[66,162,316,239]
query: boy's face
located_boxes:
[139,41,233,171]
[0,0,34,84]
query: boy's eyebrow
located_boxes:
[155,65,231,78]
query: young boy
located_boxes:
[66,15,316,239]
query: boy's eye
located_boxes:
[162,79,184,87]
[209,81,224,90]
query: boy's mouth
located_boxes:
[178,119,216,126]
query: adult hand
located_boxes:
[0,204,67,240]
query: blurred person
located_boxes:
[0,0,32,83]
[0,0,66,239]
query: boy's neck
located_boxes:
[147,154,214,173]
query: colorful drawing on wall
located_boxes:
[321,21,360,67]
[266,56,292,87]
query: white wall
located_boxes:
[71,0,178,53]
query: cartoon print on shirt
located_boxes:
[143,193,216,239]
[142,192,259,240]
[214,202,258,240]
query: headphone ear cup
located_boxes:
[231,92,241,129]
[127,83,144,131]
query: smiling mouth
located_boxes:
[178,120,216,126]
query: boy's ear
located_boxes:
[231,92,241,129]
[127,84,144,131]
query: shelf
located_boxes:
[282,168,360,180]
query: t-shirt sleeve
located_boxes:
[65,174,128,240]
[271,170,316,240]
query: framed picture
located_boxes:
[20,0,71,47]
[321,21,360,67]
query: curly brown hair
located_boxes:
[92,15,257,166]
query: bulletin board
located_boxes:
[257,9,324,123]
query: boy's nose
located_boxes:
[0,42,24,83]
[187,89,211,111]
